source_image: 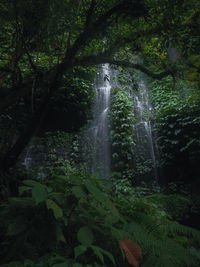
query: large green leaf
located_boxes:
[46,199,63,219]
[85,181,106,203]
[90,245,104,264]
[48,192,65,205]
[23,179,51,192]
[32,184,47,204]
[105,214,119,225]
[56,225,66,243]
[68,174,81,185]
[72,186,87,199]
[105,199,120,217]
[18,186,32,196]
[77,226,93,246]
[23,179,43,187]
[74,245,87,259]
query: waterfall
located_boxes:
[23,145,33,169]
[89,65,158,183]
[91,64,111,179]
[133,78,158,182]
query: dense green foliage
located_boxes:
[148,74,200,186]
[147,71,200,231]
[110,88,134,180]
[44,67,96,132]
[1,0,200,266]
[156,97,200,182]
[1,163,200,267]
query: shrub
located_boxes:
[1,164,200,266]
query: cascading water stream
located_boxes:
[133,79,158,181]
[19,61,158,185]
[90,64,159,183]
[23,145,33,169]
[92,64,111,179]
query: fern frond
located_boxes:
[164,220,200,242]
[122,218,200,267]
[133,211,163,234]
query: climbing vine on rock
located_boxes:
[110,88,134,180]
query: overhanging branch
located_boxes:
[74,54,173,79]
[63,0,145,64]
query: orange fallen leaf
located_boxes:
[120,239,142,267]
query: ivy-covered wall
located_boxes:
[110,88,134,180]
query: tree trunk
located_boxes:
[0,75,59,173]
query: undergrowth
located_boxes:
[0,163,200,267]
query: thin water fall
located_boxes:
[91,64,111,179]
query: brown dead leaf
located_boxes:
[120,239,142,267]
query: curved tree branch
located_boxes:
[0,1,146,114]
[74,54,173,79]
[63,0,145,63]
